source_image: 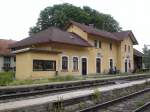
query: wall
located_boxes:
[51,44,89,75]
[16,52,31,79]
[15,44,90,80]
[67,24,134,73]
[16,51,59,80]
[29,52,59,79]
[88,35,119,73]
[119,37,134,72]
[67,24,88,41]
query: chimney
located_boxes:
[89,24,94,28]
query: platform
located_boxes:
[0,78,150,111]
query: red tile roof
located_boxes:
[69,21,120,41]
[10,21,138,49]
[134,48,143,57]
[69,21,138,45]
[0,39,16,56]
[10,27,92,49]
[113,31,138,45]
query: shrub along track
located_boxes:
[78,87,150,112]
[0,74,150,103]
[133,102,150,112]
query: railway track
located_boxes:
[77,88,150,112]
[78,87,150,112]
[133,102,150,112]
[0,81,115,102]
[0,74,149,102]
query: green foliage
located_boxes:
[52,97,65,112]
[5,75,78,86]
[92,89,101,103]
[78,101,87,110]
[29,3,122,35]
[49,75,78,82]
[136,100,145,107]
[8,78,50,86]
[143,45,150,69]
[0,72,15,86]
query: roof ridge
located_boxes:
[70,20,112,33]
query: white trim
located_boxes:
[12,48,30,54]
[80,56,88,75]
[96,57,102,73]
[60,55,69,71]
[72,56,79,71]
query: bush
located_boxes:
[8,78,50,86]
[8,75,79,86]
[0,72,15,86]
[49,75,78,82]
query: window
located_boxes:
[110,59,113,69]
[125,45,127,52]
[62,56,68,70]
[94,40,101,48]
[14,57,16,62]
[99,41,101,48]
[33,60,56,71]
[3,57,11,71]
[4,56,11,64]
[3,63,10,68]
[94,40,98,48]
[110,43,112,50]
[73,57,78,71]
[128,46,130,52]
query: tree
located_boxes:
[29,3,122,35]
[142,45,150,69]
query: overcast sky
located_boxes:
[0,0,150,51]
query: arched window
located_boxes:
[128,46,130,52]
[62,56,68,70]
[110,43,112,50]
[73,57,78,71]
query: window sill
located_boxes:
[72,70,79,72]
[33,70,56,72]
[61,69,68,72]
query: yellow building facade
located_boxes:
[10,21,138,80]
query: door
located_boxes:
[125,60,128,72]
[96,58,101,73]
[82,58,87,75]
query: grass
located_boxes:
[0,74,83,86]
[0,72,15,86]
[92,89,101,103]
[0,71,149,86]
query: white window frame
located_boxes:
[72,56,79,71]
[94,40,100,48]
[61,55,69,71]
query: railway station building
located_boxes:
[10,21,138,80]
